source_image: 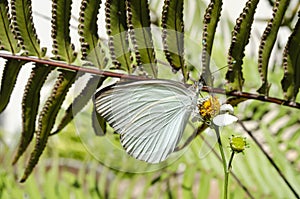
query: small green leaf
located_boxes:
[0,59,25,113]
[225,0,259,91]
[201,0,223,86]
[51,0,77,63]
[12,64,53,165]
[0,0,19,53]
[281,14,300,101]
[11,0,46,57]
[257,0,290,95]
[20,70,77,182]
[105,0,132,72]
[162,0,186,80]
[126,0,157,78]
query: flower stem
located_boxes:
[224,152,235,199]
[214,126,227,199]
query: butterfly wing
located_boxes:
[93,80,197,163]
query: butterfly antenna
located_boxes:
[211,64,229,75]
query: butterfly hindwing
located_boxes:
[93,80,197,163]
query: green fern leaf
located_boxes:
[12,64,53,165]
[52,76,106,135]
[0,0,19,53]
[257,0,290,95]
[105,0,132,72]
[51,0,77,63]
[126,0,157,78]
[79,0,109,68]
[162,0,186,80]
[281,13,300,101]
[78,0,101,58]
[20,70,76,182]
[10,0,46,57]
[201,0,223,86]
[225,0,259,91]
[0,59,25,113]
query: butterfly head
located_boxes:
[197,95,221,123]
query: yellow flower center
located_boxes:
[198,96,221,122]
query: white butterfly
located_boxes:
[93,79,237,163]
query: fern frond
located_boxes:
[78,0,101,59]
[0,0,19,53]
[12,64,53,165]
[257,0,290,95]
[126,0,157,78]
[0,0,24,113]
[10,0,46,57]
[161,0,186,80]
[52,76,106,135]
[51,0,77,63]
[225,0,259,91]
[201,0,223,86]
[281,13,300,101]
[20,69,76,182]
[78,0,109,69]
[105,0,132,72]
[0,59,25,113]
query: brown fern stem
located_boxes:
[0,53,299,109]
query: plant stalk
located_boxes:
[214,126,228,199]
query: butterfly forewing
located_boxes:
[93,80,198,163]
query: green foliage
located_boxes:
[0,0,19,53]
[281,13,300,101]
[225,0,259,91]
[53,76,106,135]
[126,0,157,78]
[0,59,24,112]
[12,64,53,165]
[51,0,77,63]
[161,0,186,80]
[11,0,46,57]
[0,0,23,112]
[0,0,299,198]
[21,70,77,182]
[105,0,132,72]
[78,0,108,68]
[201,0,223,86]
[257,0,290,95]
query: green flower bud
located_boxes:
[229,135,248,153]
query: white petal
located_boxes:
[220,104,234,114]
[213,113,238,126]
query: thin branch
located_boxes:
[0,53,147,80]
[0,53,299,109]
